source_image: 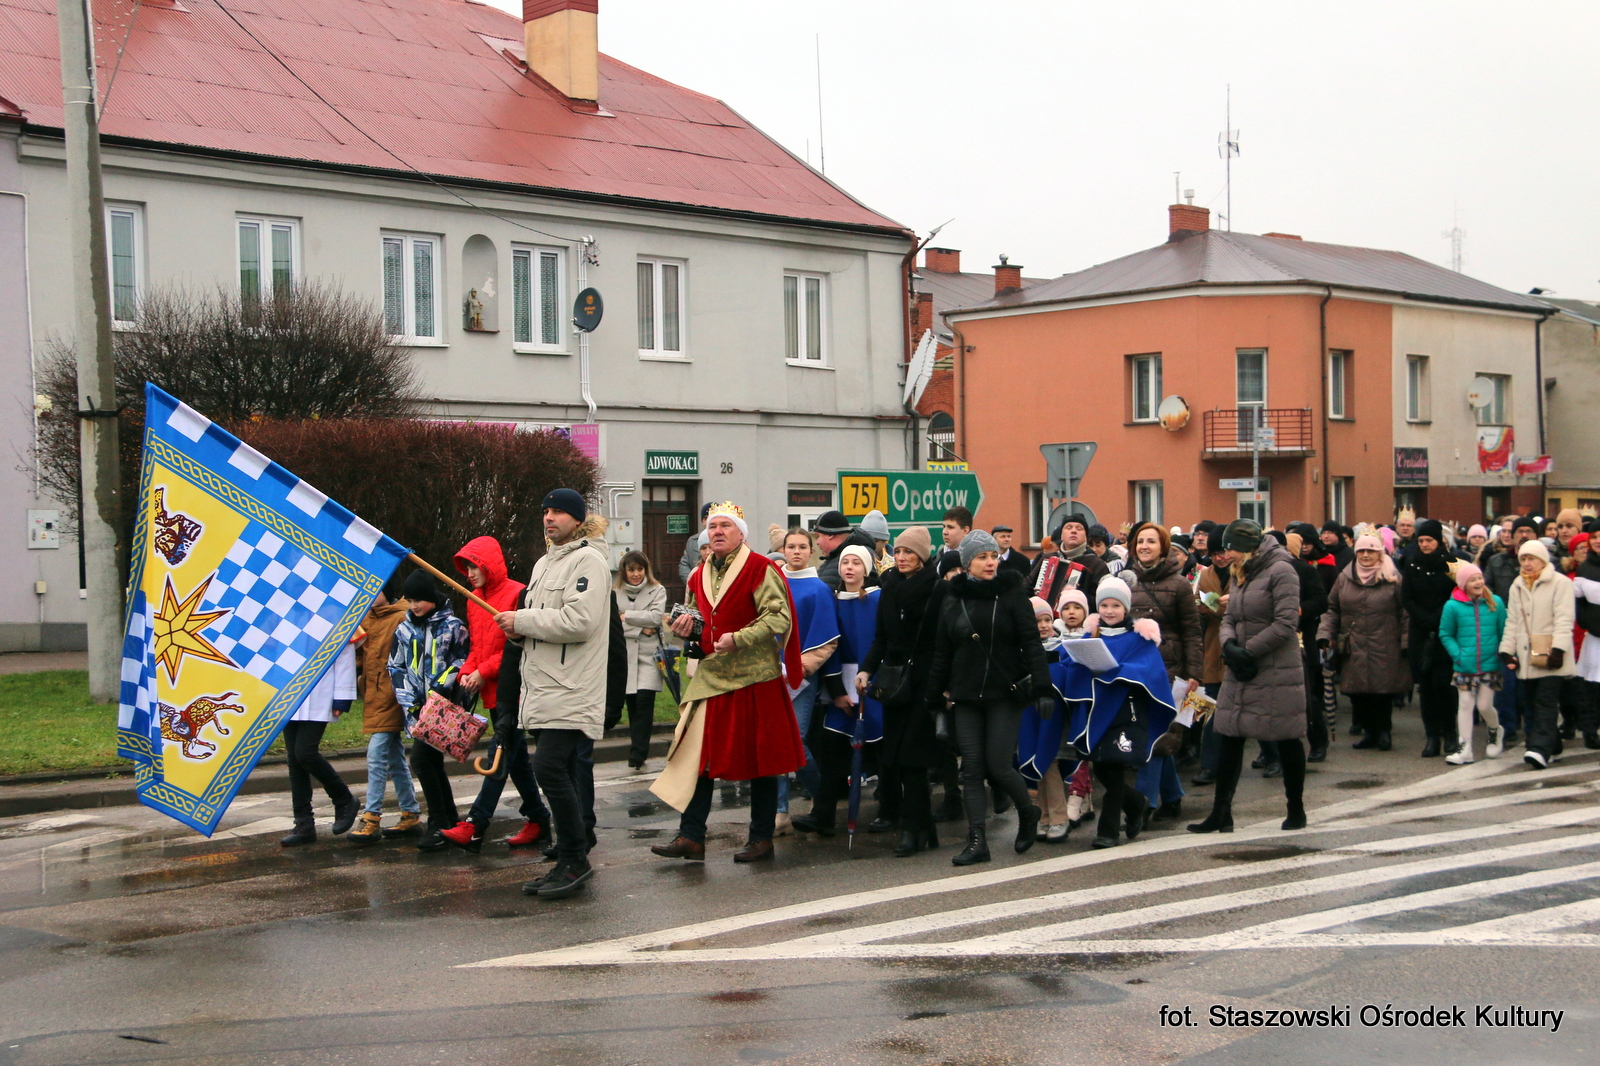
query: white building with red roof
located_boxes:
[0,0,914,640]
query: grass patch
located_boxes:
[1,669,685,775]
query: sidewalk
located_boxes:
[0,651,88,674]
[0,729,675,818]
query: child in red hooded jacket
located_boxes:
[439,537,553,852]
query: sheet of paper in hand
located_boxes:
[1061,638,1119,673]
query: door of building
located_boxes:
[642,480,699,609]
[1237,479,1271,527]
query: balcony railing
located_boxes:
[1201,407,1315,457]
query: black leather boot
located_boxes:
[1420,735,1442,758]
[280,821,316,847]
[330,792,358,836]
[951,825,990,866]
[1014,803,1041,854]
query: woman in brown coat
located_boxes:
[1316,533,1410,751]
[1189,521,1307,834]
[1125,522,1205,822]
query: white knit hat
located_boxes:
[1096,576,1133,613]
[840,545,874,572]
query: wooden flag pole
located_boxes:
[406,553,498,616]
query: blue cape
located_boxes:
[1060,629,1176,765]
[785,570,841,658]
[1017,651,1080,780]
[823,588,883,742]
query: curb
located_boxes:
[0,730,675,819]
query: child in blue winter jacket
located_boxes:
[1437,562,1508,765]
[387,569,470,848]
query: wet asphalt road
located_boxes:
[2,716,1599,1066]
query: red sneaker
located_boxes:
[505,819,543,847]
[440,820,484,853]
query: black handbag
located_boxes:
[1089,695,1150,767]
[869,593,934,704]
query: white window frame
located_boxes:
[1237,478,1271,527]
[1328,350,1349,419]
[1236,348,1268,444]
[637,257,687,360]
[926,412,956,463]
[1474,372,1510,426]
[784,271,829,366]
[382,232,443,344]
[1026,484,1047,547]
[1130,353,1162,422]
[1406,355,1430,422]
[105,202,145,329]
[237,216,299,307]
[512,244,567,353]
[1133,480,1164,525]
[1331,476,1350,525]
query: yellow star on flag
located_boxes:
[152,575,234,683]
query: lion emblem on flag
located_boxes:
[159,692,247,760]
[151,487,203,566]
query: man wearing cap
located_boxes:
[679,502,715,584]
[494,488,611,900]
[815,509,880,591]
[1025,513,1109,611]
[992,525,1031,578]
[651,503,807,863]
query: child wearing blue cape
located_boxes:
[794,546,883,835]
[778,528,841,828]
[1058,577,1185,849]
[1017,595,1074,842]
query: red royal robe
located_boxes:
[688,550,806,782]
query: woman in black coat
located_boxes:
[1399,519,1460,757]
[859,527,947,856]
[924,530,1051,866]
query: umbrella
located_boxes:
[1321,648,1339,744]
[846,708,867,850]
[655,643,682,704]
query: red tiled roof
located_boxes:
[0,0,906,233]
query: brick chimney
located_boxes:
[924,247,961,273]
[913,290,935,337]
[525,0,599,103]
[993,255,1022,295]
[1167,203,1210,241]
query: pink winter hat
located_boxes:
[1468,524,1488,539]
[1454,562,1482,590]
[1029,596,1054,618]
[1057,588,1090,613]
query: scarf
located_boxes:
[1059,542,1088,561]
[1354,554,1399,586]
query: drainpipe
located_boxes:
[1534,310,1551,503]
[952,319,969,461]
[577,236,597,423]
[1319,286,1332,523]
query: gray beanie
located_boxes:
[958,528,1000,569]
[860,509,891,542]
[1094,576,1133,614]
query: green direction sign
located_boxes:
[645,450,699,477]
[837,468,983,532]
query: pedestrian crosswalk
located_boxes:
[468,748,1600,968]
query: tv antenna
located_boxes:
[1217,85,1239,232]
[815,34,827,174]
[1442,209,1465,272]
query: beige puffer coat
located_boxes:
[1500,564,1577,679]
[512,515,612,738]
[1216,538,1306,742]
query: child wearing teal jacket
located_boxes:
[1437,563,1507,764]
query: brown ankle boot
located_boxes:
[348,811,382,843]
[650,835,706,861]
[382,811,421,838]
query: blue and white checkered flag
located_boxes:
[117,384,409,835]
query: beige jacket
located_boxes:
[1500,564,1577,679]
[512,516,612,737]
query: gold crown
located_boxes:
[706,501,745,522]
[1397,507,1416,522]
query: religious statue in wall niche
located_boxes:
[464,289,485,331]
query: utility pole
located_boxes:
[57,0,122,701]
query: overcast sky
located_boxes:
[486,0,1600,299]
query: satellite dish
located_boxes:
[1157,395,1191,431]
[903,329,937,408]
[1467,376,1495,409]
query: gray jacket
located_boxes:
[1216,538,1306,742]
[512,517,612,738]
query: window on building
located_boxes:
[1328,350,1350,418]
[105,202,144,327]
[1130,354,1162,422]
[512,245,565,350]
[1133,480,1164,525]
[1406,355,1430,421]
[1236,348,1267,443]
[637,258,685,356]
[238,216,298,313]
[1331,477,1351,524]
[926,412,956,463]
[1474,373,1510,426]
[784,272,827,364]
[382,233,441,341]
[1026,484,1047,547]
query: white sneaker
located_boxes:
[773,813,794,837]
[1524,750,1548,770]
[1445,749,1473,765]
[1485,728,1503,758]
[1045,823,1070,842]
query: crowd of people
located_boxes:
[274,489,1600,901]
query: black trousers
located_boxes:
[465,728,548,827]
[679,774,779,844]
[1417,677,1458,740]
[1207,734,1306,815]
[1348,693,1394,736]
[951,699,1033,829]
[530,728,592,864]
[1302,643,1329,751]
[1522,676,1565,761]
[807,727,854,824]
[282,720,351,825]
[1093,761,1144,841]
[625,690,657,763]
[1559,677,1598,736]
[409,738,457,830]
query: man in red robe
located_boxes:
[651,502,805,863]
